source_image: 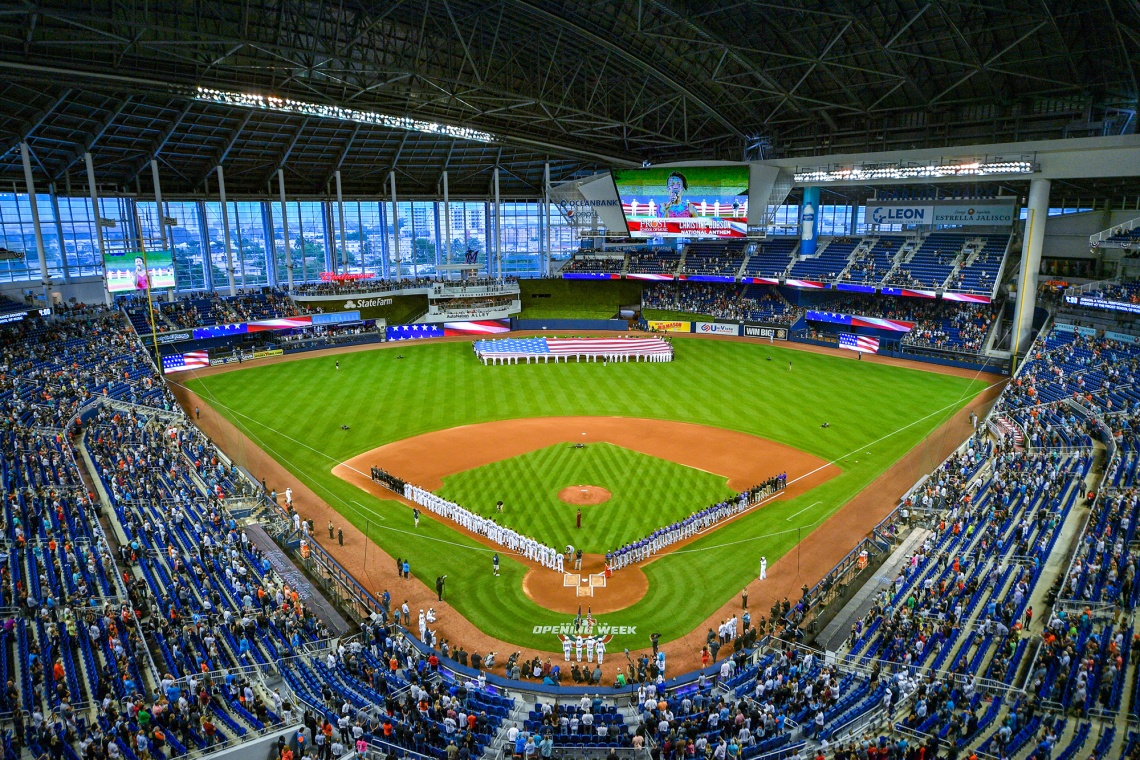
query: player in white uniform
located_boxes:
[595,638,606,665]
[585,637,595,663]
[562,637,572,661]
[574,636,584,662]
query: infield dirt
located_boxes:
[170,335,1005,678]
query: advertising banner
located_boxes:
[864,202,1016,227]
[104,250,177,293]
[162,351,210,373]
[932,204,1016,225]
[295,293,429,323]
[880,287,937,298]
[1064,294,1140,315]
[387,324,445,341]
[1052,322,1097,337]
[1105,331,1140,345]
[941,292,992,304]
[835,283,876,294]
[613,166,748,239]
[695,321,739,336]
[806,310,914,332]
[839,333,880,354]
[193,323,249,340]
[626,273,674,281]
[743,323,788,341]
[311,311,363,325]
[865,205,934,226]
[800,186,820,256]
[0,307,51,325]
[246,316,312,332]
[680,274,736,283]
[784,279,826,290]
[646,320,691,333]
[442,320,511,336]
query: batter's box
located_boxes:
[589,574,606,588]
[563,574,581,587]
[575,585,594,597]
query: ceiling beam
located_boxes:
[52,95,133,181]
[0,87,72,160]
[125,100,195,183]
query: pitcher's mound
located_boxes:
[557,485,611,505]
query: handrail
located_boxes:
[1089,214,1140,247]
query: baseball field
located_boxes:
[181,336,990,652]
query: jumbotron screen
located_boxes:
[103,249,177,293]
[612,166,748,238]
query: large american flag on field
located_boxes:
[839,333,880,354]
[162,351,210,373]
[474,336,671,359]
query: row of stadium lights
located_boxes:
[192,86,1042,180]
[194,86,497,143]
[794,160,1037,183]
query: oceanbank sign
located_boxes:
[866,203,1016,226]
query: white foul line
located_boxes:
[785,501,822,522]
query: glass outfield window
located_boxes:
[0,193,570,287]
[0,193,66,283]
[440,201,488,276]
[270,201,328,284]
[499,201,543,278]
[203,201,271,289]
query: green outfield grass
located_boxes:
[185,337,988,650]
[517,278,644,320]
[436,443,736,553]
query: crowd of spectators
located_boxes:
[562,256,623,273]
[291,276,516,297]
[0,307,523,760]
[642,283,798,325]
[627,249,682,275]
[806,294,996,354]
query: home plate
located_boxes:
[589,574,606,588]
[563,574,580,587]
[576,585,594,597]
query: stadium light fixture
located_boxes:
[194,86,496,143]
[794,158,1037,184]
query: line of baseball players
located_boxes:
[403,484,563,571]
[607,474,786,570]
[560,635,607,665]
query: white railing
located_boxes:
[1089,214,1140,247]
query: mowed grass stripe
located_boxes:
[436,443,735,552]
[189,338,986,648]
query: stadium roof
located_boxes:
[0,0,1136,197]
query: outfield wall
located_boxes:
[512,318,628,331]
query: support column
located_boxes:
[543,162,552,276]
[390,171,401,279]
[335,170,348,272]
[217,165,237,296]
[150,160,174,302]
[20,142,51,305]
[85,152,111,305]
[800,186,820,257]
[493,166,502,280]
[49,186,71,284]
[279,169,294,292]
[1012,178,1050,363]
[442,171,451,275]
